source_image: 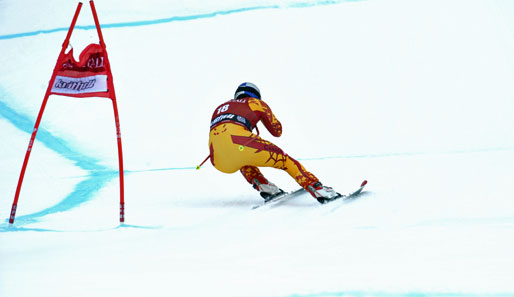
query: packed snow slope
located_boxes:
[1,0,514,296]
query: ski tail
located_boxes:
[252,188,305,209]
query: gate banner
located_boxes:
[50,43,111,98]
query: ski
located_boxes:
[252,188,305,209]
[252,180,368,209]
[323,180,368,204]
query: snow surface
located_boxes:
[1,0,514,296]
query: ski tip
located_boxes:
[361,180,368,187]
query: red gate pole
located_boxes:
[9,2,83,224]
[90,0,125,223]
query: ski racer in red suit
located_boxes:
[208,82,339,203]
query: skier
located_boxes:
[207,82,340,204]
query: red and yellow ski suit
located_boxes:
[209,97,319,189]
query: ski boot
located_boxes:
[306,181,341,204]
[253,178,284,202]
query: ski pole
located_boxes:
[239,125,260,151]
[196,154,211,170]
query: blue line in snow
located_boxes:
[0,101,106,171]
[0,90,114,227]
[127,167,196,173]
[0,6,276,40]
[0,1,362,40]
[284,292,514,297]
[297,146,514,161]
[124,146,514,174]
[0,223,162,233]
[12,173,116,225]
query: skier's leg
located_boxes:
[279,155,339,201]
[240,166,282,197]
[282,155,319,189]
[231,134,319,189]
[260,153,340,202]
[240,166,266,185]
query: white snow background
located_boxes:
[1,0,514,296]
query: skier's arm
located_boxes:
[249,98,282,137]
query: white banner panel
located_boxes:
[51,75,108,95]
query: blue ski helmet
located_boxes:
[235,82,261,100]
